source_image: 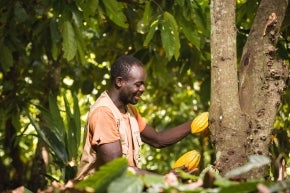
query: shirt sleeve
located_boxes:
[88,106,120,146]
[128,104,147,132]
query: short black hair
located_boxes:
[110,55,144,83]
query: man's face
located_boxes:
[119,65,146,105]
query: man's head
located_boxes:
[110,55,146,105]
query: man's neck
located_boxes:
[106,90,127,113]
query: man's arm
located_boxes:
[93,141,157,176]
[93,141,123,165]
[140,121,192,148]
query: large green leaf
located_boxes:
[225,155,271,178]
[108,175,143,193]
[63,92,81,159]
[102,0,128,28]
[35,105,64,143]
[61,21,77,61]
[219,181,259,193]
[72,18,86,65]
[47,93,66,141]
[77,0,99,18]
[142,1,152,26]
[26,112,68,163]
[142,174,164,187]
[72,92,81,148]
[50,19,61,61]
[161,12,180,60]
[75,158,128,193]
[137,1,152,34]
[192,1,209,36]
[0,44,13,72]
[63,94,75,159]
[175,9,200,49]
[143,19,159,46]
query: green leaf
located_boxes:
[102,0,128,28]
[72,92,81,148]
[161,12,180,60]
[33,94,67,157]
[50,19,61,60]
[219,181,259,193]
[108,175,143,193]
[142,174,164,187]
[193,2,209,35]
[63,92,81,159]
[143,1,152,26]
[51,43,60,61]
[61,21,77,61]
[0,44,13,72]
[48,93,66,140]
[78,0,99,18]
[225,155,271,178]
[26,111,68,163]
[177,14,200,49]
[63,94,75,159]
[266,178,290,192]
[76,158,128,193]
[50,19,61,42]
[72,19,86,65]
[174,169,199,181]
[143,19,159,46]
[14,1,29,23]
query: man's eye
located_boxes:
[135,83,143,87]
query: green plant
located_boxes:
[72,155,279,193]
[27,91,81,182]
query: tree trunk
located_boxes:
[238,0,289,179]
[210,0,289,180]
[210,0,249,178]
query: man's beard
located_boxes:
[119,92,138,105]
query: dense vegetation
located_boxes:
[0,0,289,192]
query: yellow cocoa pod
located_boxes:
[172,150,201,172]
[191,112,209,134]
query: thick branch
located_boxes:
[238,0,289,179]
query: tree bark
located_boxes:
[210,0,289,180]
[238,0,289,179]
[210,0,249,178]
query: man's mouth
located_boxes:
[134,93,143,101]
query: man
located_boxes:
[75,55,202,181]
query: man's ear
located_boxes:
[115,76,123,88]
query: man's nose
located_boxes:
[139,84,145,92]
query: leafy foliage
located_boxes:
[61,21,77,61]
[225,155,271,178]
[76,158,129,193]
[45,155,279,193]
[27,92,81,182]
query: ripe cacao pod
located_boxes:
[172,150,201,172]
[191,112,209,134]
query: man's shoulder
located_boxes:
[89,106,113,119]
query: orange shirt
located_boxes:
[75,91,147,181]
[88,105,146,166]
